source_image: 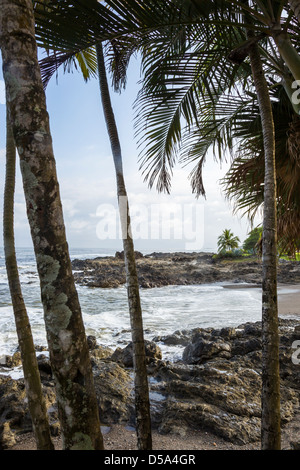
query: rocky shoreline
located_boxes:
[1,318,300,450]
[1,252,299,449]
[71,251,300,288]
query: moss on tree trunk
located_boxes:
[0,0,103,450]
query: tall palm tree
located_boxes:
[3,104,54,450]
[37,31,153,448]
[31,0,300,449]
[248,37,281,450]
[96,42,152,450]
[0,0,103,450]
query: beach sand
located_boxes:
[7,282,300,451]
[223,283,300,317]
[278,284,300,316]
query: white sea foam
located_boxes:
[0,247,265,363]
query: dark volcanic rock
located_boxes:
[1,318,300,448]
[149,319,300,444]
[71,252,300,289]
[182,334,232,364]
[111,340,162,367]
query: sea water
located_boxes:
[0,247,263,363]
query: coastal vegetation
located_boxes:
[217,229,240,254]
[1,0,300,452]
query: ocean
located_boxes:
[0,246,264,369]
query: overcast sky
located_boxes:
[0,53,261,254]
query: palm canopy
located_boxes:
[34,0,300,194]
[222,84,300,256]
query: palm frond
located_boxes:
[39,47,98,89]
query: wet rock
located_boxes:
[150,319,300,444]
[111,340,162,367]
[37,354,52,378]
[0,352,22,369]
[182,334,231,364]
[93,362,133,424]
[1,318,300,447]
[71,252,300,288]
[115,251,144,260]
[0,422,16,449]
[153,329,199,347]
[87,335,98,350]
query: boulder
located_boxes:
[182,334,231,364]
[0,422,16,450]
[92,362,133,424]
[0,351,22,369]
[111,340,162,367]
[149,318,300,445]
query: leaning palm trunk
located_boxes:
[4,107,54,451]
[248,41,281,450]
[289,1,300,23]
[96,42,152,451]
[0,0,103,450]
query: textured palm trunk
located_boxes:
[273,31,300,83]
[4,107,54,451]
[288,0,300,23]
[0,0,103,450]
[248,41,281,450]
[96,42,152,451]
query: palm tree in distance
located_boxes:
[217,229,240,254]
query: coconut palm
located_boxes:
[96,42,152,450]
[31,0,300,449]
[217,229,240,253]
[3,103,54,450]
[289,1,300,23]
[0,0,104,450]
[222,85,300,258]
[248,38,281,450]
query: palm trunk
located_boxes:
[96,42,152,451]
[0,0,103,450]
[288,0,300,23]
[248,41,281,450]
[272,31,300,83]
[4,106,54,451]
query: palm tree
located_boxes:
[248,37,281,450]
[222,85,300,258]
[37,27,153,448]
[217,229,240,253]
[96,42,152,450]
[289,1,300,23]
[31,0,300,449]
[0,0,103,450]
[3,103,54,450]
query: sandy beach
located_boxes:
[223,283,300,317]
[278,284,300,316]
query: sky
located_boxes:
[0,52,262,254]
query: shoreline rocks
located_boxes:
[1,318,300,449]
[71,252,300,289]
